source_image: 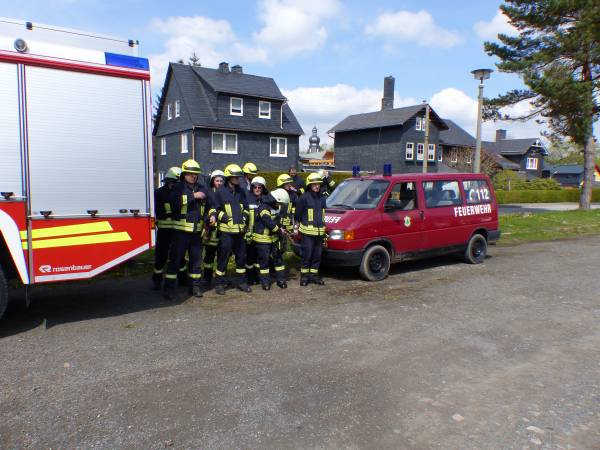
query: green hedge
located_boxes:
[495,188,600,204]
[259,171,352,190]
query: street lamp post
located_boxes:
[471,68,493,173]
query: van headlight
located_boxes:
[328,229,355,240]
[329,229,344,240]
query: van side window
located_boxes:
[423,180,462,208]
[463,180,491,204]
[386,182,417,210]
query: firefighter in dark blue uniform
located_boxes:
[295,172,327,286]
[201,170,225,289]
[288,166,305,195]
[317,169,336,197]
[163,159,210,300]
[152,167,181,290]
[276,173,298,235]
[239,162,258,195]
[209,164,251,295]
[245,176,266,285]
[269,188,291,289]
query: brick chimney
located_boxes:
[218,62,229,73]
[231,65,243,74]
[496,129,507,141]
[381,76,395,110]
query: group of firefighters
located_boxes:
[152,160,336,299]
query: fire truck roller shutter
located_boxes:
[0,62,22,196]
[25,67,147,217]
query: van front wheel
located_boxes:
[0,264,8,320]
[464,234,487,264]
[359,245,391,281]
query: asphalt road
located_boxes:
[499,202,600,214]
[2,236,600,449]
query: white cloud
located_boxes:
[474,10,518,40]
[147,16,268,90]
[282,84,417,148]
[365,10,463,48]
[430,87,546,141]
[253,0,341,59]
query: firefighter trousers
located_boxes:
[202,244,217,283]
[246,242,258,283]
[215,232,246,286]
[153,227,173,281]
[165,231,203,287]
[256,242,285,284]
[300,234,323,279]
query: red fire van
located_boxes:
[307,172,500,281]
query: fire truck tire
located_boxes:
[359,245,390,281]
[464,234,487,264]
[0,264,7,320]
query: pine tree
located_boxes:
[188,52,201,66]
[483,0,599,208]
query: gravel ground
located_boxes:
[1,236,600,449]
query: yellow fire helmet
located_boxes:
[164,166,182,182]
[181,159,201,174]
[276,173,294,187]
[306,172,324,186]
[270,188,290,204]
[224,163,244,177]
[242,162,258,175]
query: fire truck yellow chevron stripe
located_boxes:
[20,221,114,240]
[22,232,131,250]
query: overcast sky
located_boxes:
[5,0,598,148]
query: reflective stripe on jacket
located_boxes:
[169,181,209,233]
[154,184,174,229]
[209,184,249,234]
[252,203,280,244]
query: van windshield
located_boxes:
[326,179,390,210]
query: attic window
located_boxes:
[526,157,538,170]
[175,100,180,118]
[416,117,423,131]
[167,103,172,120]
[259,101,271,119]
[230,97,243,116]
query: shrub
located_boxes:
[527,177,562,190]
[493,170,527,190]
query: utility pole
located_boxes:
[422,103,430,173]
[471,69,493,173]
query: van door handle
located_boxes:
[419,210,424,220]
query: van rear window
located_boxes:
[423,181,462,208]
[463,180,491,204]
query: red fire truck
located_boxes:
[0,18,154,319]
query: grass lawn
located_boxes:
[499,209,600,245]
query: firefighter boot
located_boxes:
[276,280,287,289]
[215,283,226,295]
[238,282,252,293]
[311,276,325,286]
[261,281,271,291]
[163,278,177,301]
[191,284,203,298]
[300,275,310,287]
[151,272,163,291]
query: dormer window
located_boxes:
[259,101,271,119]
[230,97,243,116]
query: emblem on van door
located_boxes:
[404,216,411,227]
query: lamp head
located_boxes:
[471,68,493,81]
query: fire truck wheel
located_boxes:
[464,234,487,264]
[359,245,390,281]
[0,265,7,320]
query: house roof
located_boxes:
[154,63,303,136]
[485,151,521,170]
[551,164,584,175]
[439,119,476,148]
[190,66,287,100]
[329,104,448,133]
[483,138,548,156]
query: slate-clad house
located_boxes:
[482,130,548,179]
[153,62,303,180]
[551,164,585,186]
[329,76,449,173]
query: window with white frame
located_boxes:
[259,101,271,119]
[526,157,538,170]
[212,132,237,154]
[417,143,424,160]
[270,137,287,157]
[428,144,435,161]
[230,97,243,116]
[415,117,422,131]
[405,142,414,160]
[167,103,172,120]
[438,149,443,162]
[175,100,180,118]
[160,137,166,155]
[181,133,188,153]
[159,171,165,183]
